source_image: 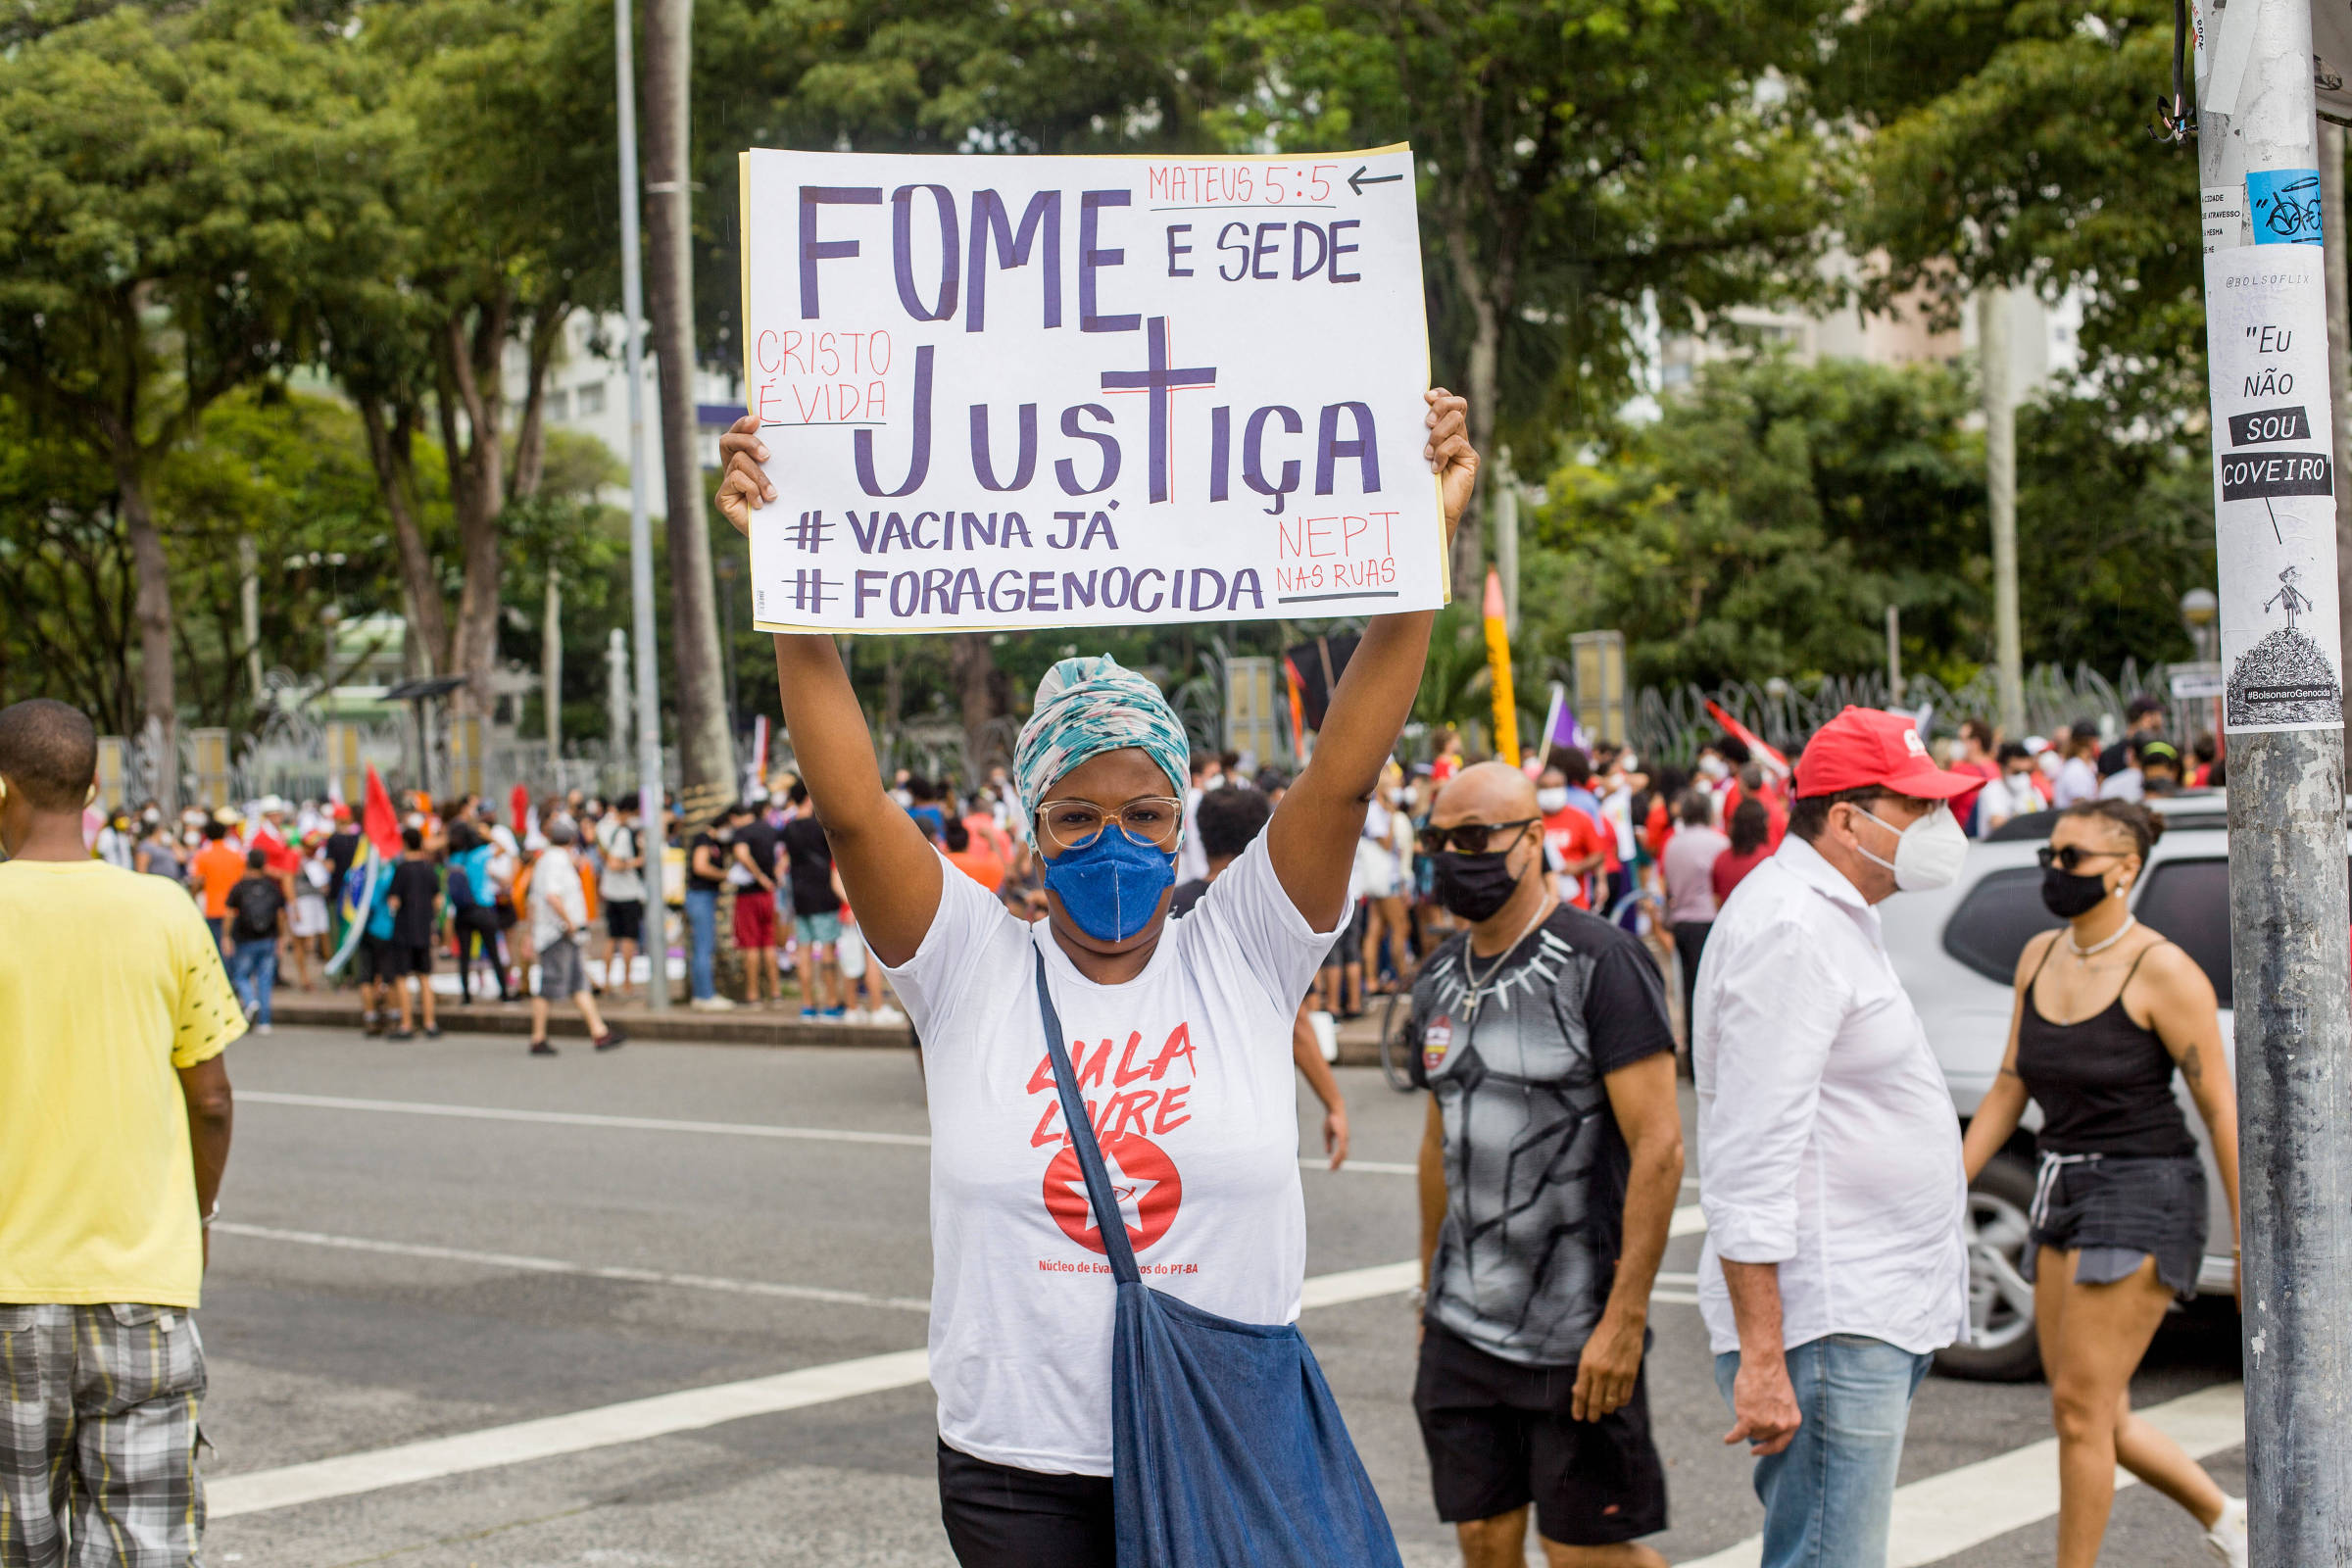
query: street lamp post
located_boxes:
[2180,586,2220,662]
[615,0,668,1008]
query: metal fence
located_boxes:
[1622,660,2178,768]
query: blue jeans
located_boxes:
[227,941,278,1027]
[685,888,718,1000]
[1713,1336,1932,1568]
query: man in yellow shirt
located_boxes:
[0,699,240,1565]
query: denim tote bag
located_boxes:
[1030,952,1404,1568]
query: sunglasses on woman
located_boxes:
[2036,844,2126,873]
[1416,818,1539,856]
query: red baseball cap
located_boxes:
[1793,707,1982,800]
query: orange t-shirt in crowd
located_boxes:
[1541,808,1608,909]
[190,843,247,919]
[945,844,1007,894]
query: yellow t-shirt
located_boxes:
[0,858,246,1307]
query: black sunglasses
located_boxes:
[1417,817,1539,857]
[2037,845,2126,873]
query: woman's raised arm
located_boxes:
[1266,389,1478,929]
[717,416,941,966]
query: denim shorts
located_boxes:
[2024,1152,2207,1298]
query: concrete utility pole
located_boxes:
[606,627,631,760]
[239,534,265,709]
[2196,1,2352,1555]
[615,0,668,1008]
[2321,119,2352,724]
[1979,288,2026,738]
[1494,446,1521,635]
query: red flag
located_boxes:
[1705,700,1791,782]
[362,764,403,859]
[250,821,303,875]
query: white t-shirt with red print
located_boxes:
[883,838,1334,1476]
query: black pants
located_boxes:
[938,1440,1114,1568]
[454,906,512,1001]
[1672,920,1712,1045]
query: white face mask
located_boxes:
[1536,787,1570,813]
[1850,803,1968,892]
[1698,756,1730,780]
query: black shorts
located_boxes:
[1320,901,1369,970]
[2025,1152,2208,1298]
[936,1440,1112,1568]
[605,898,646,943]
[352,934,390,984]
[1414,1324,1667,1546]
[382,941,433,979]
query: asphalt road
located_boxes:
[194,1026,2243,1567]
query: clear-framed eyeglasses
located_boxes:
[1035,795,1185,853]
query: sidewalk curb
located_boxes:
[265,997,915,1051]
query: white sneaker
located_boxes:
[256,1023,273,1035]
[845,1007,870,1024]
[2204,1496,2247,1567]
[868,1004,905,1025]
[689,995,737,1012]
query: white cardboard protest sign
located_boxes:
[2202,239,2344,731]
[736,145,1443,633]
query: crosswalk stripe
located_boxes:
[211,1223,935,1313]
[210,1249,1437,1519]
[1672,1381,2244,1567]
[237,1089,1424,1175]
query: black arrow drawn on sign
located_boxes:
[1348,166,1404,195]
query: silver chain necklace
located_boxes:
[2068,913,2137,958]
[1462,895,1556,1012]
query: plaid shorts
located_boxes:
[0,1302,207,1568]
[538,935,586,1002]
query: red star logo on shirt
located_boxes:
[1043,1133,1183,1254]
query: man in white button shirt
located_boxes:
[1693,706,1978,1568]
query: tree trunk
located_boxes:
[441,303,509,720]
[1444,219,1500,602]
[950,631,1011,779]
[642,0,734,809]
[117,456,177,810]
[359,397,449,674]
[510,306,565,505]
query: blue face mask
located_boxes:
[1041,825,1176,943]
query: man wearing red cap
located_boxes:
[1691,707,1978,1568]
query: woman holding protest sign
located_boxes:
[717,393,1476,1567]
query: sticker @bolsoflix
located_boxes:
[2201,238,2345,732]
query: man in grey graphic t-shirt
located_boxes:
[1408,761,1686,1568]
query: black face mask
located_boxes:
[1431,848,1526,922]
[2040,865,2111,919]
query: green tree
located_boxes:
[322,0,621,717]
[1829,0,2202,413]
[1210,0,1850,594]
[0,1,395,795]
[1528,356,1986,690]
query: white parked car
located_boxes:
[1877,790,2247,1381]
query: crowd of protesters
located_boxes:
[4,368,2246,1568]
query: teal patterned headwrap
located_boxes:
[1012,656,1191,818]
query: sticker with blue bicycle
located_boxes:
[2249,168,2324,245]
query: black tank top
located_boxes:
[2014,938,2197,1157]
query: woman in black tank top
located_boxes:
[1960,800,2244,1568]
